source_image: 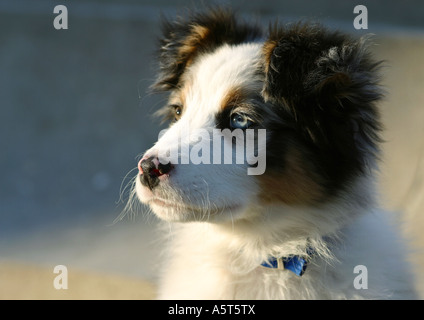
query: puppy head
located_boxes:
[135,9,382,224]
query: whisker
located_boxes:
[113,168,140,225]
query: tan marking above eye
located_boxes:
[220,87,248,112]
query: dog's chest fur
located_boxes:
[157,210,416,299]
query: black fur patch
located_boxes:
[152,8,262,91]
[262,22,383,192]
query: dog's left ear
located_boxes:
[262,23,383,173]
[153,8,262,91]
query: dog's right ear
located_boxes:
[152,8,262,91]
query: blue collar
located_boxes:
[261,255,309,276]
[261,245,317,276]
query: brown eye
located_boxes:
[173,105,182,121]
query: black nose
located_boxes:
[138,156,173,190]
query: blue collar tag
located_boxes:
[261,255,309,276]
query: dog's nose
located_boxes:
[138,156,173,190]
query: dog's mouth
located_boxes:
[147,196,243,222]
[149,197,195,210]
[135,173,247,222]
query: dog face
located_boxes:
[137,43,263,222]
[135,9,382,224]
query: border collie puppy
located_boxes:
[132,8,417,299]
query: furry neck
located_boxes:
[166,174,377,275]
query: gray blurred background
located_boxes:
[0,0,423,299]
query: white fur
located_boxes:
[152,177,416,299]
[136,43,417,299]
